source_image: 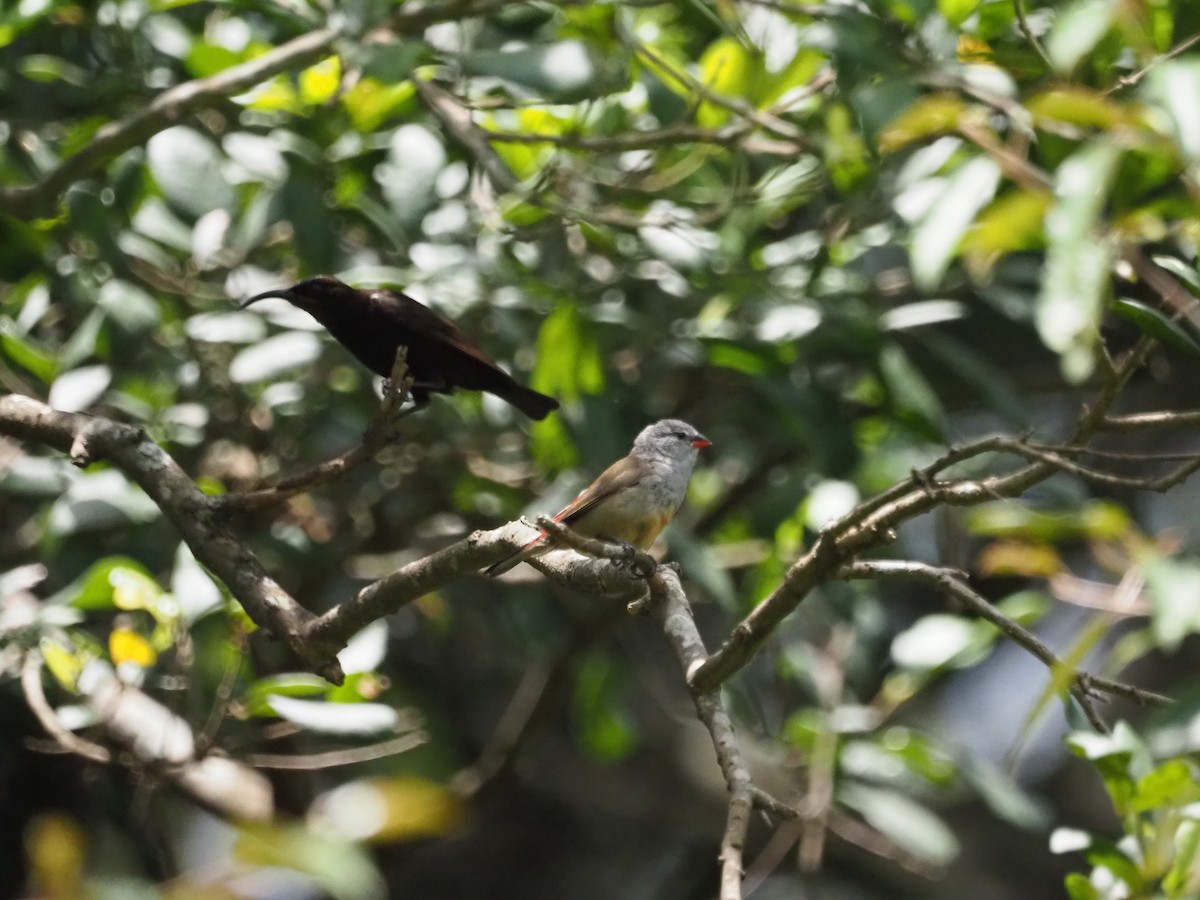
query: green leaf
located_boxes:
[1142,556,1200,652]
[1164,819,1200,898]
[910,156,1001,290]
[878,344,945,436]
[342,78,416,133]
[838,783,960,866]
[1046,0,1119,73]
[235,824,385,900]
[696,37,762,127]
[1066,723,1150,816]
[244,674,331,716]
[64,557,158,610]
[878,94,968,153]
[1147,60,1200,162]
[967,500,1131,542]
[0,324,57,381]
[531,305,605,404]
[1110,298,1200,359]
[1026,87,1128,129]
[146,126,235,218]
[939,0,982,28]
[1131,760,1200,813]
[1064,872,1103,900]
[891,614,995,671]
[1037,139,1121,383]
[574,654,635,761]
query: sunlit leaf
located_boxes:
[228,331,323,383]
[109,566,163,612]
[235,823,385,900]
[910,155,1001,289]
[1046,0,1119,73]
[1142,555,1200,652]
[879,94,969,153]
[310,777,465,843]
[1110,298,1200,358]
[343,78,416,132]
[891,614,994,670]
[40,638,84,691]
[1026,87,1128,129]
[109,628,157,668]
[963,189,1051,276]
[337,621,389,675]
[838,782,960,865]
[939,0,982,27]
[266,694,403,734]
[1037,139,1121,382]
[47,365,111,413]
[146,126,235,217]
[1147,59,1200,161]
[976,541,1062,577]
[299,56,341,105]
[967,500,1131,541]
[696,37,762,127]
[1131,760,1200,812]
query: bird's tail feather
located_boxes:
[496,384,559,420]
[484,533,546,576]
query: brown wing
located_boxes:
[484,456,645,577]
[553,456,644,526]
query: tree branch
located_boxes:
[841,560,1169,710]
[0,0,543,219]
[0,395,335,680]
[648,569,753,899]
[0,28,338,219]
[22,650,112,764]
[222,348,413,511]
[688,339,1155,692]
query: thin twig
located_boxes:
[0,395,333,680]
[195,627,247,757]
[1106,32,1200,94]
[21,651,112,763]
[222,349,413,511]
[245,732,426,769]
[1013,0,1052,68]
[452,606,623,796]
[841,560,1169,709]
[0,28,337,219]
[1101,410,1200,431]
[690,339,1154,692]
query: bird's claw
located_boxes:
[610,540,656,579]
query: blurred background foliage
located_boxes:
[4,0,1200,897]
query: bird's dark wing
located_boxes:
[366,289,505,370]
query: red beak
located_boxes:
[692,438,712,448]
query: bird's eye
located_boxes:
[673,432,687,440]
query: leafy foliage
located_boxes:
[3,0,1200,898]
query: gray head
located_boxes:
[632,419,711,463]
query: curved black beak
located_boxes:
[239,288,292,309]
